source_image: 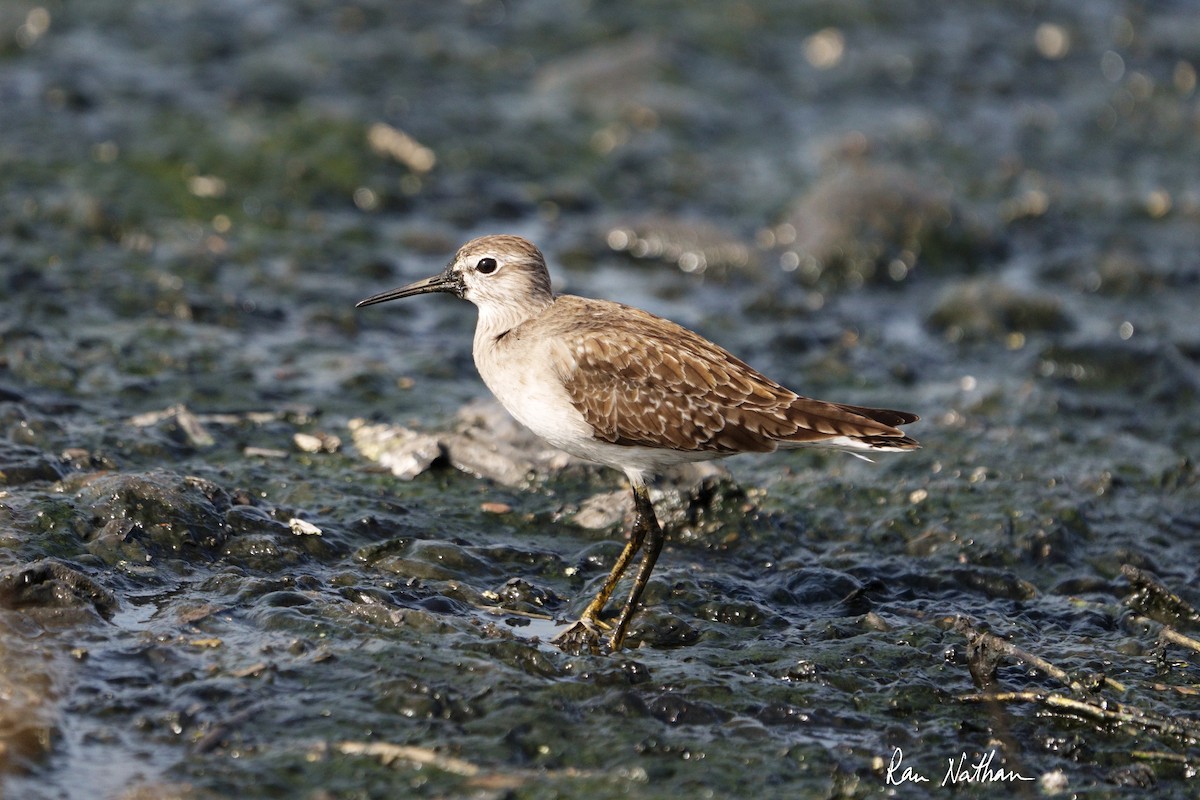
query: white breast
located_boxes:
[473,325,594,455]
[473,324,724,482]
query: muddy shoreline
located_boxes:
[3,2,1200,798]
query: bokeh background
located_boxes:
[2,1,1199,797]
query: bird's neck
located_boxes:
[473,294,554,345]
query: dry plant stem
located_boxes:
[476,605,554,621]
[958,691,1200,742]
[1129,614,1200,655]
[338,741,482,777]
[1131,750,1194,767]
[1159,625,1200,654]
[1122,564,1200,627]
[951,616,1128,695]
[1151,683,1200,697]
[946,570,1200,754]
[335,740,623,790]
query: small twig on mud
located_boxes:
[947,616,1127,695]
[1152,683,1200,697]
[473,604,554,621]
[335,740,640,790]
[337,741,485,778]
[1131,750,1195,768]
[958,691,1200,742]
[1122,565,1200,629]
[1130,615,1200,656]
[938,569,1200,756]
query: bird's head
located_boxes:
[356,235,554,315]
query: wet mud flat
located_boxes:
[3,1,1200,798]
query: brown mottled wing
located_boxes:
[552,300,916,453]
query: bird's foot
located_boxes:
[552,615,614,654]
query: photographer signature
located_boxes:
[885,746,1036,787]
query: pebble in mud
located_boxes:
[292,431,342,454]
[350,400,581,487]
[348,418,443,481]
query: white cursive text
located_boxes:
[885,746,930,785]
[942,749,1035,786]
[884,747,1036,787]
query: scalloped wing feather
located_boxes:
[545,297,918,454]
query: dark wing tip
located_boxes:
[835,403,919,428]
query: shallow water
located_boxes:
[2,1,1200,798]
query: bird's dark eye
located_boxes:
[476,257,498,275]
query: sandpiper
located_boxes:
[357,235,918,651]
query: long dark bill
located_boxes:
[355,270,461,308]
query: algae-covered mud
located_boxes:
[3,1,1199,798]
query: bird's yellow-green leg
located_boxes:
[607,484,664,651]
[554,483,659,652]
[578,509,649,631]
